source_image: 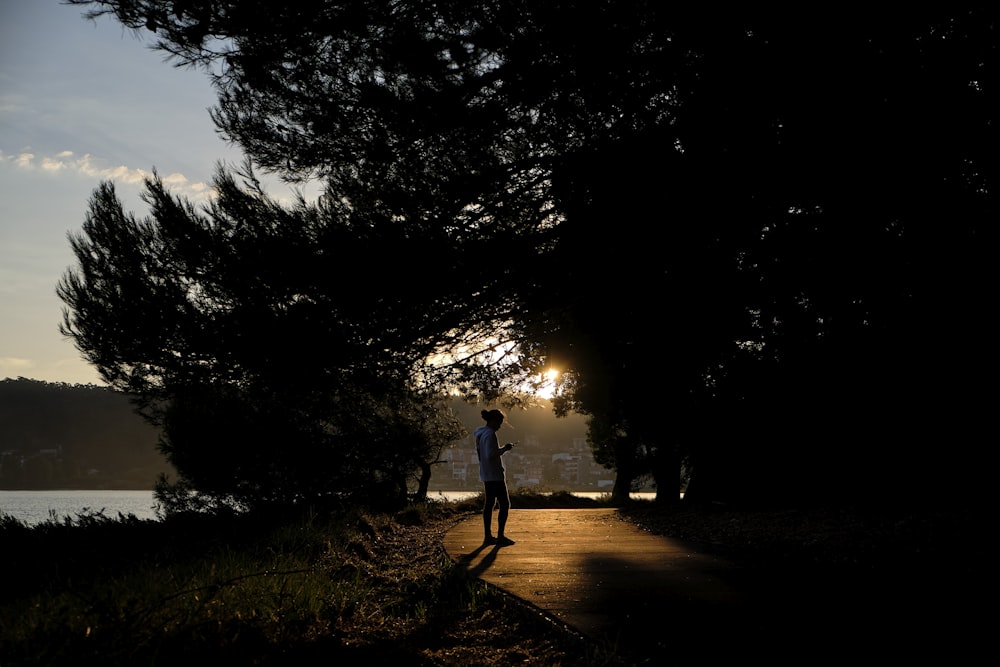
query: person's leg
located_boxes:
[495,483,511,539]
[482,484,498,542]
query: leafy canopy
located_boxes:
[64,2,995,506]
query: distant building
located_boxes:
[429,429,614,492]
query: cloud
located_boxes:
[0,92,27,114]
[1,149,213,201]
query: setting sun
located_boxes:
[534,367,560,399]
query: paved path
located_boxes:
[443,508,985,664]
[443,508,751,660]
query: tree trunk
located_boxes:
[609,439,637,505]
[610,472,633,505]
[651,448,682,505]
[412,458,433,502]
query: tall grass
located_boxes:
[1,492,625,666]
[0,504,480,665]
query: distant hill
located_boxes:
[0,378,591,491]
[0,378,171,490]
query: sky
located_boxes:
[1,0,301,386]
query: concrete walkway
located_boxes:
[443,508,983,663]
[443,508,752,660]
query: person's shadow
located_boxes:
[456,542,502,578]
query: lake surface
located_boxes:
[0,489,657,526]
[428,490,657,503]
[0,490,161,525]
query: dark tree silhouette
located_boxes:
[542,8,995,507]
[66,2,995,507]
[58,168,472,509]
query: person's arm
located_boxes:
[486,433,512,459]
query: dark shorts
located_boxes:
[483,480,510,507]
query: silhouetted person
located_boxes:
[474,409,514,545]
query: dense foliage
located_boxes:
[63,1,995,508]
[57,169,479,509]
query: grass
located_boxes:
[0,492,625,666]
[6,488,976,665]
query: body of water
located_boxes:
[0,489,658,526]
[0,490,160,525]
[428,490,658,503]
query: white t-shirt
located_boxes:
[474,425,505,482]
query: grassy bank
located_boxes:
[2,490,983,665]
[0,491,621,666]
